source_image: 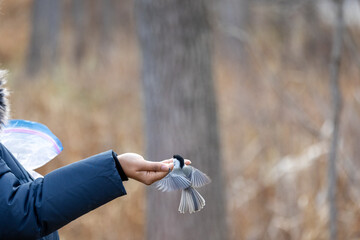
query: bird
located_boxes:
[155,154,211,213]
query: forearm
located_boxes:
[40,150,127,233]
[0,150,127,239]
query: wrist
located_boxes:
[112,151,128,181]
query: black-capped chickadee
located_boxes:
[155,154,211,213]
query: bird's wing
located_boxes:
[186,166,211,188]
[155,170,191,192]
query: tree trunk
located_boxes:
[216,0,250,64]
[99,0,117,49]
[71,0,88,65]
[135,1,227,240]
[26,0,61,76]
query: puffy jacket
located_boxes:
[0,143,127,240]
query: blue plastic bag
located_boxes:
[0,119,63,178]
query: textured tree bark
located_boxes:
[99,0,117,48]
[135,1,227,239]
[72,0,88,65]
[216,0,250,64]
[71,0,118,64]
[26,0,61,76]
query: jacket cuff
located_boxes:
[112,151,128,181]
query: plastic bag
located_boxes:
[0,119,63,178]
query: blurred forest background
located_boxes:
[1,0,360,239]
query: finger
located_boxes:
[162,158,191,165]
[140,161,173,172]
[161,159,173,164]
[184,159,192,165]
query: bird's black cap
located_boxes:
[173,154,185,168]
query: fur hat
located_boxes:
[0,70,9,129]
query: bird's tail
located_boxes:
[178,187,205,214]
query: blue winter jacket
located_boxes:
[0,143,127,240]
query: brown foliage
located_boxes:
[1,1,360,239]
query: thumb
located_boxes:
[150,171,171,183]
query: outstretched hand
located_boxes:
[117,153,191,185]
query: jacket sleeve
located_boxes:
[0,150,127,239]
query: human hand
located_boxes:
[117,153,191,185]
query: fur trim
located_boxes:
[0,70,9,129]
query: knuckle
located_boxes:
[152,165,159,171]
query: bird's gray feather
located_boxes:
[178,187,205,214]
[154,158,210,214]
[155,169,191,192]
[183,165,211,188]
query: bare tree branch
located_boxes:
[327,0,344,240]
